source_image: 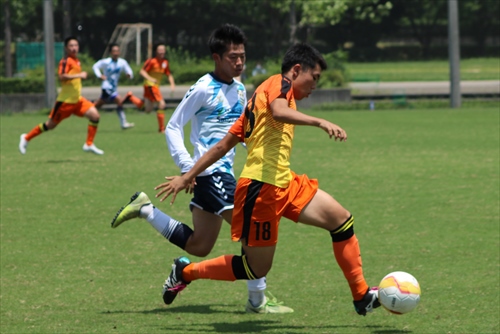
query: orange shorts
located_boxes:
[143,85,163,102]
[231,172,318,247]
[49,97,94,124]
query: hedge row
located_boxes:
[0,77,45,93]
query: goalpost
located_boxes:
[103,23,153,65]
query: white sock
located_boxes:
[247,277,266,307]
[138,203,153,218]
[116,106,127,127]
[143,207,182,240]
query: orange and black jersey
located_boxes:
[229,74,296,188]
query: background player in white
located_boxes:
[92,44,142,129]
[111,24,293,313]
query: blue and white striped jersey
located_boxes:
[166,72,247,177]
[92,57,133,92]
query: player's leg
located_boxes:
[156,97,166,133]
[112,95,134,129]
[221,209,292,313]
[81,99,104,155]
[111,174,225,255]
[143,99,155,113]
[163,178,289,310]
[296,184,379,315]
[123,91,144,110]
[19,103,63,154]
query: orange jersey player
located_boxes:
[139,43,175,133]
[19,36,104,155]
[156,43,381,316]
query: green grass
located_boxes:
[347,58,500,81]
[1,106,499,333]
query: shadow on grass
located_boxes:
[102,306,410,333]
[163,320,394,333]
[102,303,243,315]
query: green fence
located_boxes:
[16,42,64,72]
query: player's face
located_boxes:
[110,46,120,60]
[292,63,322,100]
[155,45,166,59]
[216,43,245,81]
[65,39,79,57]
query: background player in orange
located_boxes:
[155,43,381,316]
[19,36,104,155]
[139,43,176,133]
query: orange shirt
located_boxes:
[57,56,82,103]
[142,57,171,87]
[229,74,296,188]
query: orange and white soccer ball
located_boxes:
[378,271,421,314]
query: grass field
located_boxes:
[1,106,499,333]
[346,58,500,82]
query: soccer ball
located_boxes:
[378,271,421,314]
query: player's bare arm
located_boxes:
[139,68,157,84]
[270,98,347,141]
[59,71,87,81]
[155,133,240,204]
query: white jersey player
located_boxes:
[166,72,246,177]
[92,44,142,129]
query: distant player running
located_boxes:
[92,44,143,129]
[156,43,381,316]
[19,36,104,155]
[139,43,176,133]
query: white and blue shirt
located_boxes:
[92,57,134,92]
[166,72,247,177]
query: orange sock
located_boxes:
[86,121,98,145]
[182,255,237,282]
[128,94,143,109]
[332,235,369,301]
[156,111,165,132]
[25,123,46,141]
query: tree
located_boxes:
[3,0,12,77]
[388,0,448,59]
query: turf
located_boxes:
[347,58,500,82]
[1,107,499,333]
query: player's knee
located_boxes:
[189,246,212,258]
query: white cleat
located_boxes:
[122,122,135,129]
[19,134,28,154]
[83,143,104,155]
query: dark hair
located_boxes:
[153,43,165,54]
[208,24,247,57]
[281,43,327,73]
[64,36,79,47]
[108,43,119,52]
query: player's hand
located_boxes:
[80,71,88,79]
[180,172,196,194]
[100,75,107,81]
[318,120,347,141]
[154,175,191,204]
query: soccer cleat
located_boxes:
[111,192,151,228]
[245,292,294,314]
[82,143,104,155]
[162,256,191,305]
[122,122,135,129]
[19,134,28,154]
[353,287,381,316]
